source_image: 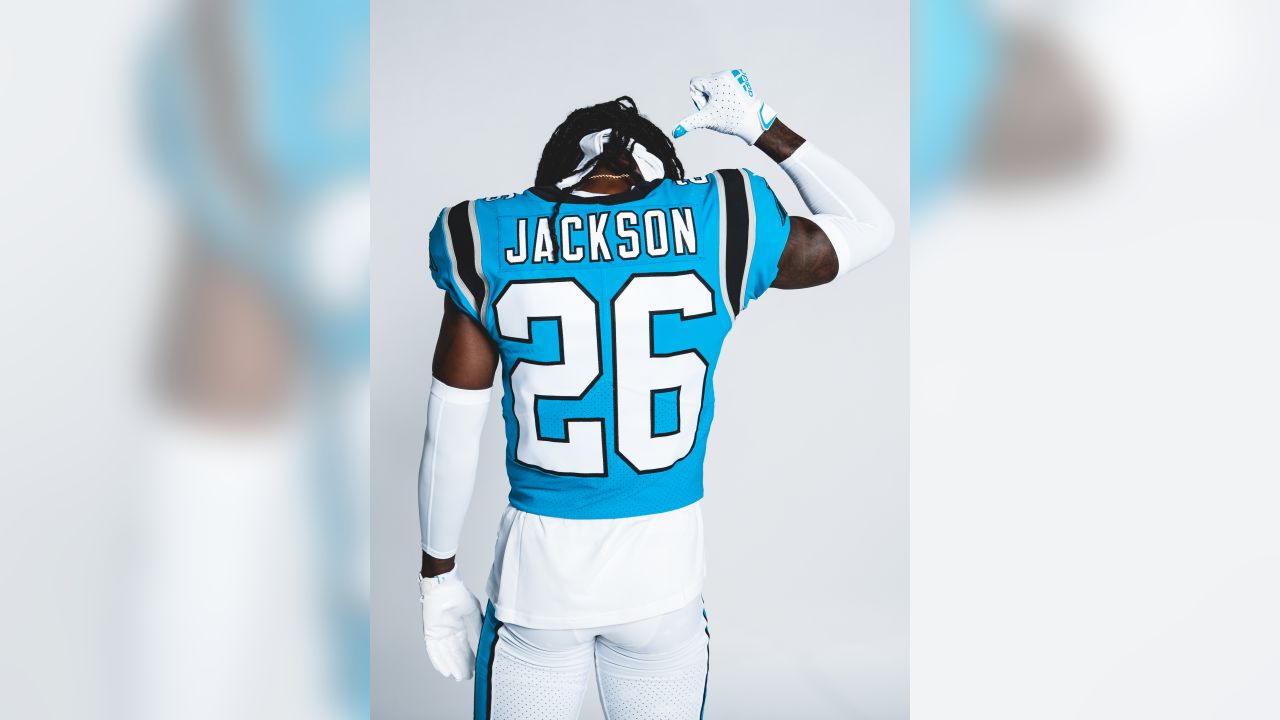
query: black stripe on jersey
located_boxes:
[719,169,750,318]
[447,201,486,316]
[700,601,711,719]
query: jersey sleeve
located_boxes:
[741,169,791,309]
[427,205,484,323]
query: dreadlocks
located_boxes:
[534,97,685,261]
[535,96,685,188]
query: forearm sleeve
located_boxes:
[779,141,895,277]
[418,378,491,558]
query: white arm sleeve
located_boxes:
[779,141,896,277]
[418,378,491,558]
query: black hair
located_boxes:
[534,97,684,260]
[535,96,685,187]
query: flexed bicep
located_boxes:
[772,217,839,289]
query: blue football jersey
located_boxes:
[428,169,790,519]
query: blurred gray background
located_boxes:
[371,0,909,717]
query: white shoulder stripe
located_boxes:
[739,170,757,313]
[467,200,489,325]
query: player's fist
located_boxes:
[420,571,483,682]
[673,69,778,145]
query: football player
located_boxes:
[417,69,894,719]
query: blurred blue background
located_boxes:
[1,1,369,718]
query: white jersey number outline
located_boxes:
[493,272,713,476]
[612,272,713,473]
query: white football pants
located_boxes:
[474,597,710,720]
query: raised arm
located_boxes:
[757,120,895,288]
[673,69,895,289]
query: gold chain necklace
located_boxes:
[586,173,633,181]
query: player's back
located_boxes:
[429,170,790,519]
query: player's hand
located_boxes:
[420,571,483,682]
[673,68,778,145]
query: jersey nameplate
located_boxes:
[503,208,698,265]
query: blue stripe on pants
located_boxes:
[473,601,502,720]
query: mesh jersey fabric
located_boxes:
[428,170,790,519]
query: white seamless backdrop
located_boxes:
[371,1,909,717]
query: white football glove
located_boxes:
[420,571,483,682]
[672,68,778,145]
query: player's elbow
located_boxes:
[869,212,895,259]
[847,220,893,273]
[820,214,895,279]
